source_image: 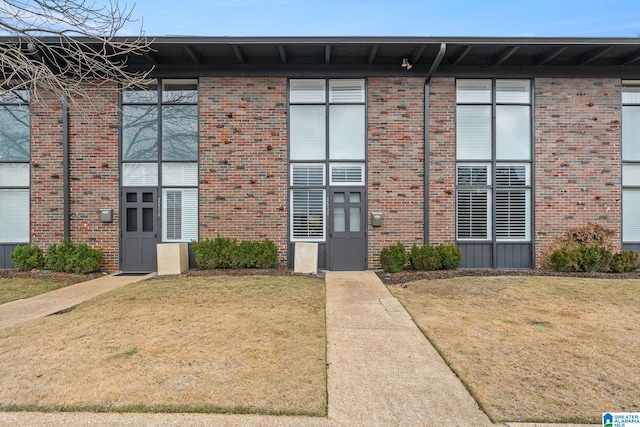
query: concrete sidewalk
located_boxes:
[0,272,155,329]
[326,271,493,426]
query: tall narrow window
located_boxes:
[0,89,30,243]
[288,79,366,242]
[456,79,532,267]
[622,82,640,245]
[122,79,198,243]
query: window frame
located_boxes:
[622,82,640,243]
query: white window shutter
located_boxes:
[290,80,326,103]
[457,190,490,240]
[291,189,325,241]
[291,164,325,186]
[329,80,365,103]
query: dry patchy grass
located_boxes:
[0,275,326,416]
[389,276,640,424]
[0,274,86,305]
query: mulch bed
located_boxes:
[378,268,640,286]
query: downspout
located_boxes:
[424,43,446,244]
[63,97,70,240]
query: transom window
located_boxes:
[121,79,198,242]
[0,88,30,243]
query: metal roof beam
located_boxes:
[368,45,378,64]
[577,46,611,65]
[232,45,245,64]
[183,45,202,64]
[412,45,426,64]
[621,50,640,65]
[278,45,287,64]
[325,45,331,64]
[535,46,566,65]
[143,52,159,64]
[494,46,519,65]
[452,45,472,65]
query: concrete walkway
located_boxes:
[0,270,600,426]
[326,271,492,426]
[0,272,155,329]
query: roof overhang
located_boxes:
[4,36,640,78]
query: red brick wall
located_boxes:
[199,77,289,262]
[31,94,65,249]
[427,77,456,245]
[534,78,622,265]
[68,82,120,270]
[367,77,426,268]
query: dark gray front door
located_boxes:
[121,188,157,272]
[329,188,366,271]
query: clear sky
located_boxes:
[123,0,640,38]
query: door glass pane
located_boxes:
[334,208,345,232]
[349,207,361,232]
[126,208,137,232]
[334,193,345,203]
[349,193,361,203]
[142,208,154,232]
[126,193,137,203]
[143,193,153,203]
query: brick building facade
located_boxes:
[1,37,639,271]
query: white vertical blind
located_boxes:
[0,189,29,242]
[623,163,640,186]
[0,163,29,186]
[289,105,326,160]
[290,80,326,104]
[456,79,491,103]
[162,188,198,242]
[456,105,492,160]
[329,105,365,160]
[162,162,198,186]
[329,80,365,103]
[623,190,640,242]
[496,105,531,160]
[122,163,158,186]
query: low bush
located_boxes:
[548,246,582,272]
[579,243,613,273]
[10,244,45,271]
[192,236,278,269]
[437,244,463,270]
[45,240,102,274]
[611,250,640,273]
[409,244,441,271]
[379,243,408,273]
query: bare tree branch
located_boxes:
[0,0,153,110]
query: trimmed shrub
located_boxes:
[548,246,582,272]
[379,243,408,273]
[409,244,441,271]
[45,240,102,274]
[611,250,640,273]
[437,244,463,270]
[10,244,45,271]
[192,237,278,269]
[578,243,613,273]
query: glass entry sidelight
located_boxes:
[329,188,366,271]
[120,188,158,272]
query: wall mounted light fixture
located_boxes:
[401,57,412,70]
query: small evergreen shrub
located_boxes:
[45,240,102,274]
[379,243,408,273]
[578,243,612,273]
[10,244,45,271]
[547,246,582,272]
[409,244,441,271]
[437,244,463,270]
[192,237,278,269]
[611,250,640,273]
